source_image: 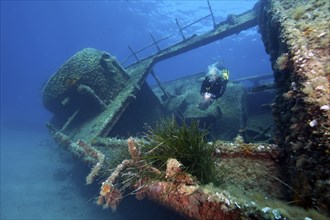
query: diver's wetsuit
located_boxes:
[200,76,228,99]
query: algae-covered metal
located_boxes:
[42,0,330,218]
[259,0,330,214]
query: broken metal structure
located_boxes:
[42,0,329,219]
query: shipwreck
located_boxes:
[42,0,329,219]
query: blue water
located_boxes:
[1,1,272,219]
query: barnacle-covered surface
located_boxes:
[259,0,330,215]
[43,48,129,118]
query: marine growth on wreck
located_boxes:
[42,0,329,219]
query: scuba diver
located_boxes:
[198,62,229,110]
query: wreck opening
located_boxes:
[142,28,275,142]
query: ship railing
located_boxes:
[121,0,217,67]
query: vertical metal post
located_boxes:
[149,33,161,51]
[128,45,139,61]
[239,87,248,142]
[175,18,186,40]
[207,0,216,29]
[150,69,170,100]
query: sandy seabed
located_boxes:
[0,123,183,220]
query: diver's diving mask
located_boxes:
[207,67,221,82]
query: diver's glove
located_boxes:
[198,92,213,110]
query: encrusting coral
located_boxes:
[97,137,199,211]
[97,137,161,211]
[51,130,106,185]
[76,140,106,185]
[51,129,328,219]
